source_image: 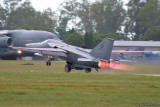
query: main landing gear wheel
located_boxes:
[46,61,51,66]
[65,64,71,73]
[85,68,91,73]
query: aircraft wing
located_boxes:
[13,47,67,57]
[48,42,95,60]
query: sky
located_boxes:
[31,0,65,11]
[0,0,65,11]
[0,0,128,11]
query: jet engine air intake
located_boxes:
[0,37,12,48]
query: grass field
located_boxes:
[0,60,160,107]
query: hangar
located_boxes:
[113,41,160,51]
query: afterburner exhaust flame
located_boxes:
[98,61,135,71]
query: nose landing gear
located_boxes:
[46,61,51,66]
[45,55,53,66]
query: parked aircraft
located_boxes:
[0,30,59,60]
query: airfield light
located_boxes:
[17,50,22,54]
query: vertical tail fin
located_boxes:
[90,38,114,61]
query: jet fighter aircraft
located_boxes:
[14,38,122,73]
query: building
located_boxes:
[113,41,160,51]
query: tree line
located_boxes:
[0,0,160,48]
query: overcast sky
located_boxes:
[31,0,65,11]
[0,0,128,11]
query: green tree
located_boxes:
[64,32,84,47]
[137,0,160,39]
[0,4,6,29]
[58,0,79,33]
[141,26,160,41]
[57,0,126,34]
[77,0,93,32]
[84,31,93,48]
[0,0,57,32]
[3,0,23,29]
[30,8,57,32]
[90,0,126,34]
[9,0,36,29]
[125,0,146,40]
[125,0,160,40]
[56,17,70,38]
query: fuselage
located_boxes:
[8,30,59,47]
